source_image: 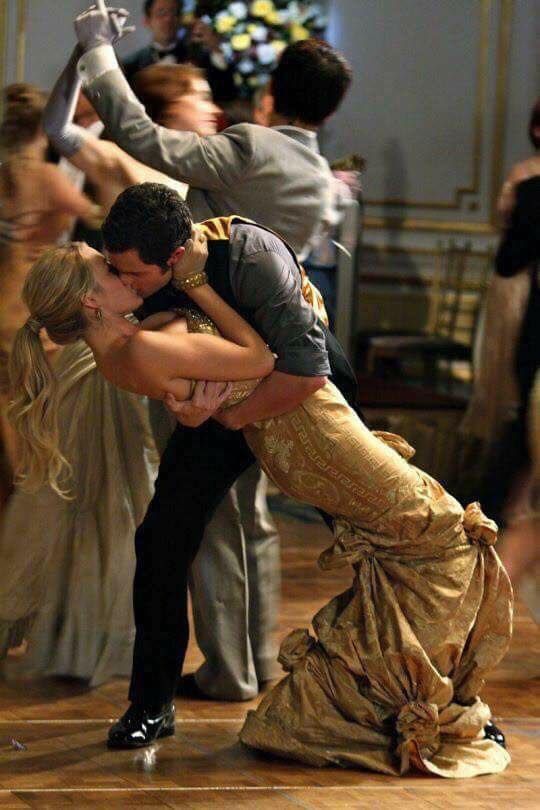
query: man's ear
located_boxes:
[166,246,186,267]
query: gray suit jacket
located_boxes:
[84,69,334,257]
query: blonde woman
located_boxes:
[0,49,189,680]
[0,83,95,505]
[5,195,512,777]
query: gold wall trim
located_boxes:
[365,0,490,211]
[489,0,513,223]
[363,0,514,234]
[0,0,7,118]
[362,243,490,257]
[364,215,496,235]
[16,0,27,82]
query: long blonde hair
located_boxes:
[8,243,95,497]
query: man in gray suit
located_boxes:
[72,3,352,704]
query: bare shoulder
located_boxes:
[39,162,68,181]
[102,331,182,399]
[125,327,190,371]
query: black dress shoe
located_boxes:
[107,702,175,749]
[176,673,211,700]
[484,720,506,748]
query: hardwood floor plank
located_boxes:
[0,512,537,808]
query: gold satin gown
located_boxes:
[188,309,513,778]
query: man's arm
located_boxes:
[215,371,326,430]
[166,245,330,429]
[77,47,255,191]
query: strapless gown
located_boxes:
[186,309,512,779]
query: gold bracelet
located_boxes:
[171,270,209,291]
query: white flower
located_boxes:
[287,1,301,18]
[221,42,233,60]
[249,24,269,42]
[256,43,276,65]
[237,57,256,74]
[228,1,248,19]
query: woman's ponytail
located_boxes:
[8,320,71,498]
[6,243,94,497]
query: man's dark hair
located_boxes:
[102,183,192,267]
[271,40,352,127]
[144,0,183,17]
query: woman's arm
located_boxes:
[42,163,97,222]
[129,327,274,389]
[42,46,91,161]
[43,46,134,179]
[173,231,275,364]
[42,45,187,199]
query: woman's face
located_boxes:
[80,244,144,316]
[159,79,220,136]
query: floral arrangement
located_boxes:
[198,1,327,97]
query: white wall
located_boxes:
[321,0,540,242]
[3,0,151,89]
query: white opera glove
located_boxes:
[74,2,135,52]
[43,46,89,158]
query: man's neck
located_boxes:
[268,113,318,133]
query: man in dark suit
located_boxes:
[122,0,236,102]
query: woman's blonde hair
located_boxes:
[8,243,95,497]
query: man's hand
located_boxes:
[172,227,208,284]
[75,2,135,52]
[164,380,233,428]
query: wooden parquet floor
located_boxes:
[0,512,538,808]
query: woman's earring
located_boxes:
[95,308,103,323]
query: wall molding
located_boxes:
[0,0,8,117]
[363,0,514,234]
[366,0,490,212]
[16,0,27,82]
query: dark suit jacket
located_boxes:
[496,176,540,404]
[121,38,236,103]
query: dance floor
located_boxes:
[0,510,538,808]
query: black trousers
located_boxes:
[129,325,359,708]
[128,420,256,708]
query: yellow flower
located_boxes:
[289,23,309,42]
[215,15,236,34]
[271,39,287,56]
[250,1,274,18]
[265,10,283,25]
[231,33,252,51]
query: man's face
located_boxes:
[105,248,172,299]
[145,0,182,45]
[159,79,220,136]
